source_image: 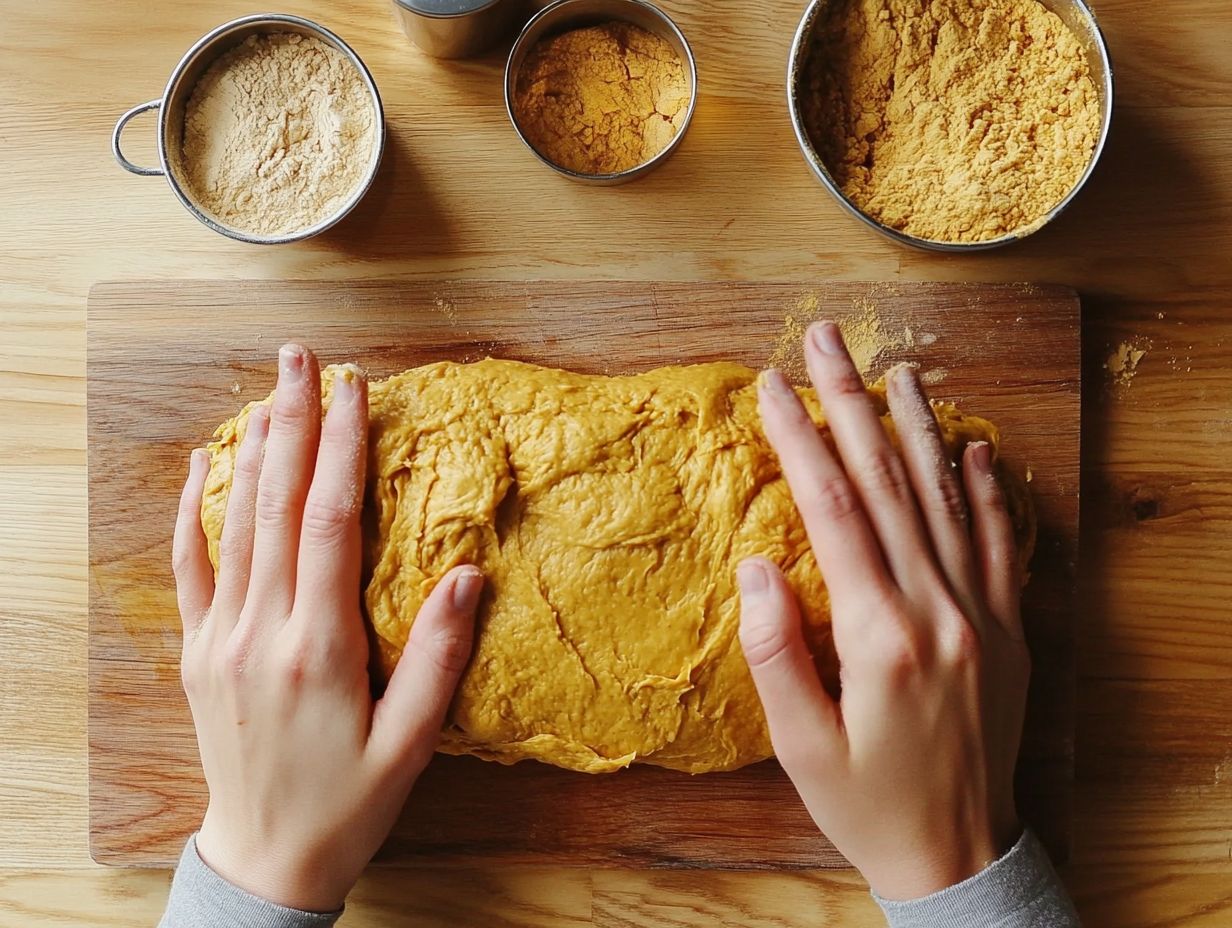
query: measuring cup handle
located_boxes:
[112,100,164,176]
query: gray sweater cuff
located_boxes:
[873,830,1080,928]
[159,835,343,928]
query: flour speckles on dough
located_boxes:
[201,359,1034,774]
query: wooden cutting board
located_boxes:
[88,280,1079,869]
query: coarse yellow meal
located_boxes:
[511,21,691,175]
[799,0,1102,243]
[202,359,1034,774]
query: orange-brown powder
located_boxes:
[512,22,691,175]
[800,0,1101,243]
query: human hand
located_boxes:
[172,344,484,912]
[738,322,1029,901]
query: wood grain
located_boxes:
[4,0,1232,923]
[87,280,1079,869]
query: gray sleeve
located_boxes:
[159,835,343,928]
[873,830,1081,928]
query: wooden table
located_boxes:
[1,0,1229,924]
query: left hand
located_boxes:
[172,344,484,912]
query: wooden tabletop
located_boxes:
[2,0,1229,924]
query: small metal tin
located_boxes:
[391,0,525,59]
[787,0,1114,252]
[111,14,386,245]
[505,0,698,185]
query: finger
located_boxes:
[172,449,214,637]
[212,404,270,618]
[247,344,322,617]
[737,558,843,771]
[963,442,1022,635]
[369,566,484,776]
[757,367,888,609]
[804,322,934,588]
[293,366,368,637]
[885,364,980,610]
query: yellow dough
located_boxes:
[201,359,1033,774]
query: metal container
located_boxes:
[111,14,386,245]
[787,0,1114,252]
[391,0,527,58]
[505,0,697,185]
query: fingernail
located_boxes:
[889,362,921,392]
[969,441,992,472]
[333,364,365,403]
[451,568,484,612]
[190,448,209,475]
[278,344,305,383]
[759,368,793,398]
[244,406,269,444]
[809,321,845,356]
[737,560,770,596]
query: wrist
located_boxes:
[196,818,351,914]
[866,826,1015,902]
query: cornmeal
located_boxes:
[799,0,1101,243]
[202,360,1033,774]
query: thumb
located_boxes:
[737,557,842,768]
[370,565,484,775]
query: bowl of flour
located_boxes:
[112,14,385,244]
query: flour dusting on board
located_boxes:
[769,291,937,382]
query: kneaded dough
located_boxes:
[201,359,1033,774]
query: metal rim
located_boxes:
[391,0,505,18]
[505,0,698,184]
[156,13,386,246]
[786,0,1115,252]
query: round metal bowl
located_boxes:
[111,14,386,245]
[787,0,1114,252]
[505,0,698,185]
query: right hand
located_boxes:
[737,322,1030,901]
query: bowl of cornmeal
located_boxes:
[788,0,1113,250]
[505,0,697,184]
[112,14,385,244]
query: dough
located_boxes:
[202,359,1033,774]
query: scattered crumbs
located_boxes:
[1106,339,1151,389]
[903,325,915,347]
[1015,316,1024,323]
[230,381,242,395]
[920,368,947,385]
[1156,311,1166,320]
[1025,466,1034,484]
[917,331,938,346]
[434,294,459,326]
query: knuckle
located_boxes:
[417,626,474,675]
[216,530,248,568]
[822,363,867,398]
[928,474,969,523]
[804,474,862,523]
[856,448,909,497]
[271,391,312,428]
[876,622,933,679]
[301,497,359,545]
[221,629,256,679]
[739,619,794,671]
[171,540,200,581]
[233,444,263,484]
[255,486,301,531]
[942,617,982,667]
